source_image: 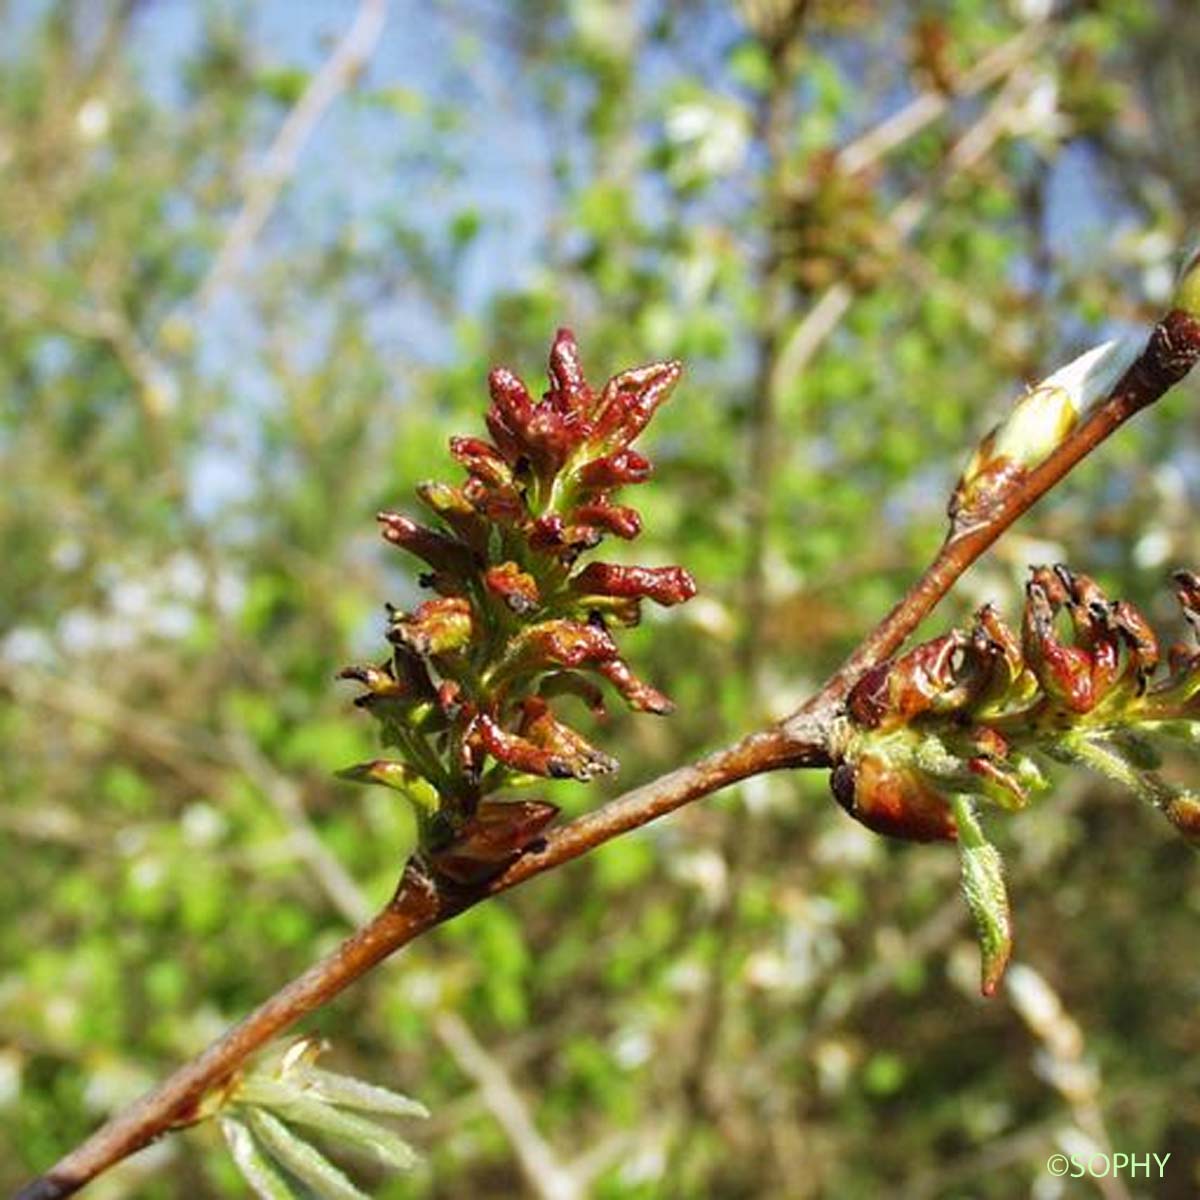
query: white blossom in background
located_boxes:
[0,627,54,667]
[812,1039,857,1096]
[1133,527,1171,569]
[2,555,247,662]
[1010,0,1054,20]
[76,97,110,141]
[1115,226,1177,302]
[181,802,229,848]
[1006,72,1071,148]
[668,847,728,907]
[665,94,749,182]
[49,537,85,571]
[610,1026,653,1070]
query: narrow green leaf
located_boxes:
[220,1116,301,1200]
[237,1079,418,1170]
[290,1065,430,1119]
[950,796,1012,997]
[246,1109,372,1200]
[335,760,440,815]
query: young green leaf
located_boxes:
[220,1116,301,1200]
[287,1065,431,1119]
[237,1078,419,1170]
[245,1109,372,1200]
[950,796,1012,997]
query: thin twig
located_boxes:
[788,307,1200,731]
[17,725,807,1200]
[223,730,373,928]
[432,1013,583,1200]
[229,730,586,1200]
[1005,964,1131,1200]
[832,21,1047,178]
[194,0,389,311]
[18,276,1200,1200]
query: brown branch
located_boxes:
[786,306,1200,733]
[832,20,1047,178]
[19,311,1200,1200]
[16,725,811,1200]
[193,0,389,311]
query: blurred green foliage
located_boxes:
[2,0,1200,1196]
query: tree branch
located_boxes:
[18,302,1200,1200]
[786,306,1200,733]
[16,725,811,1200]
[432,1013,583,1200]
[193,0,389,311]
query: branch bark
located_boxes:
[18,302,1200,1200]
[16,726,810,1200]
[787,306,1200,731]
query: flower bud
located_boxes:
[570,501,643,540]
[830,751,958,843]
[1163,791,1200,843]
[596,657,674,714]
[345,330,692,867]
[484,562,540,614]
[1021,577,1095,713]
[591,359,683,450]
[378,511,472,576]
[1172,241,1200,319]
[415,481,488,548]
[570,562,697,607]
[845,632,976,730]
[449,436,513,489]
[951,336,1144,528]
[518,697,618,780]
[577,449,653,488]
[428,799,559,886]
[389,597,474,657]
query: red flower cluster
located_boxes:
[836,565,1200,845]
[341,330,696,884]
[833,565,1200,993]
[834,601,1041,843]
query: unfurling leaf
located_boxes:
[246,1109,371,1200]
[950,796,1012,997]
[221,1116,300,1200]
[288,1066,431,1119]
[212,1039,427,1197]
[832,564,1200,992]
[235,1077,420,1170]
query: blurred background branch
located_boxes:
[194,0,389,312]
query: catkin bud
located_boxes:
[1173,241,1200,319]
[951,336,1144,529]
